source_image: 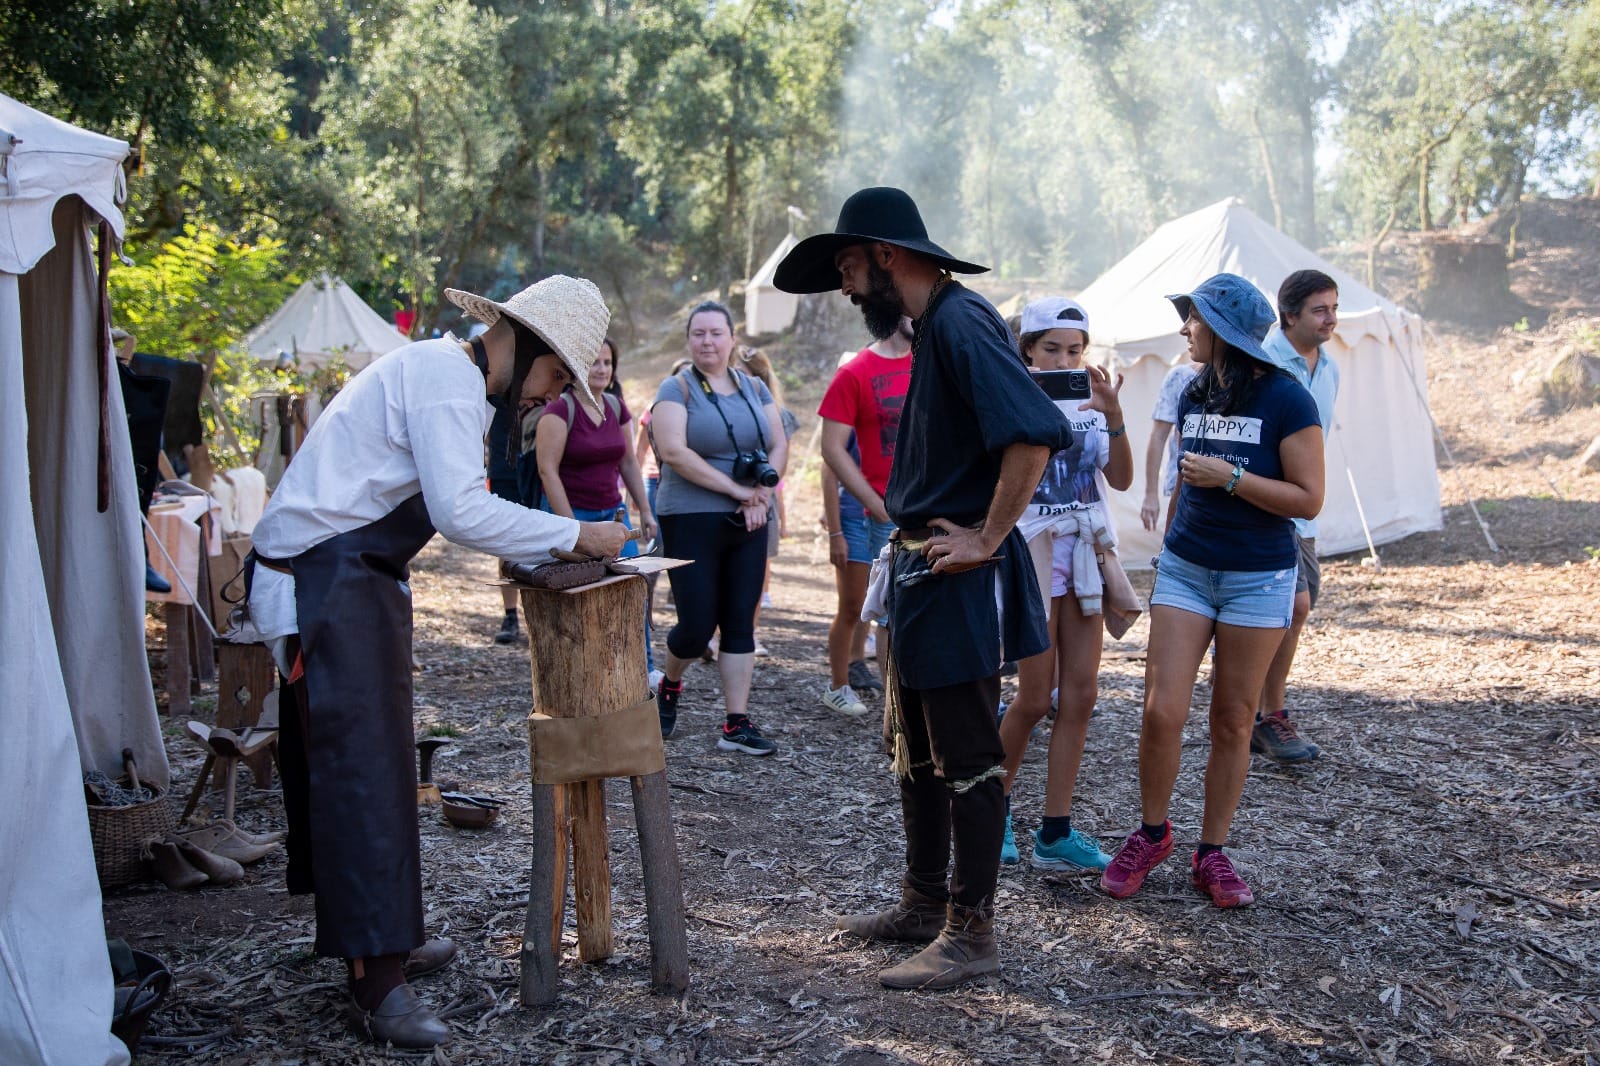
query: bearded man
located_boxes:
[776,187,1070,989]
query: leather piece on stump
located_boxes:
[528,696,666,784]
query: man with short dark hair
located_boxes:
[1254,268,1341,762]
[776,187,1069,990]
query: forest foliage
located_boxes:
[4,0,1599,352]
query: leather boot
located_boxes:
[835,885,947,942]
[178,820,281,864]
[879,902,999,990]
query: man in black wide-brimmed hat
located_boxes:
[776,187,1071,989]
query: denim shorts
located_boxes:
[1150,549,1295,629]
[838,491,895,566]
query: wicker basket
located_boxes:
[87,753,176,888]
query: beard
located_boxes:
[856,260,905,341]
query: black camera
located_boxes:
[732,449,780,487]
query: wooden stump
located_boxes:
[517,574,688,1006]
[164,603,191,717]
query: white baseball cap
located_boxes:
[1020,296,1090,337]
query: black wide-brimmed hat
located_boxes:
[773,187,989,294]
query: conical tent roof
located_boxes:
[244,273,409,369]
[1075,197,1441,563]
[745,232,800,336]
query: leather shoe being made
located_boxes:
[348,983,451,1049]
[171,835,245,885]
[143,838,207,890]
[402,938,458,980]
[178,820,281,865]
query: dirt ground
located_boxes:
[110,202,1600,1064]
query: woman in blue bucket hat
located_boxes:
[1099,272,1325,909]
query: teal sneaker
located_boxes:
[1031,827,1112,872]
[1000,812,1020,865]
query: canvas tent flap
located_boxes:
[745,233,800,336]
[243,273,409,370]
[0,94,127,275]
[1077,197,1442,565]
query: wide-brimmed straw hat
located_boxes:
[445,275,609,411]
[1166,273,1276,366]
[774,187,989,294]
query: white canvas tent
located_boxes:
[243,272,409,370]
[744,233,800,336]
[1,93,151,1066]
[1077,197,1442,566]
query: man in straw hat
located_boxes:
[776,188,1072,989]
[248,275,626,1047]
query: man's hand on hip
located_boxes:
[923,518,999,574]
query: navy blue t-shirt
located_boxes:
[1164,369,1320,572]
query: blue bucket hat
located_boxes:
[1166,273,1275,365]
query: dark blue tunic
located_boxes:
[885,283,1074,690]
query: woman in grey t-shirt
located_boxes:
[649,300,788,756]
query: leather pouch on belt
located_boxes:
[528,696,666,784]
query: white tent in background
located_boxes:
[744,232,799,336]
[1077,197,1442,566]
[244,272,409,370]
[1,92,146,1066]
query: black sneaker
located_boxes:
[657,678,682,738]
[848,659,883,692]
[717,715,776,756]
[493,610,520,645]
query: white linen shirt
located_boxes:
[250,337,578,646]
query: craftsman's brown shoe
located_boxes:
[878,903,998,990]
[348,983,451,1049]
[402,938,458,980]
[835,886,947,942]
[143,838,207,890]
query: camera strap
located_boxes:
[688,366,768,455]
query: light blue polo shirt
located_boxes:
[1263,329,1339,538]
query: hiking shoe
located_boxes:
[1191,849,1255,908]
[1032,828,1112,872]
[1100,822,1175,899]
[822,684,867,717]
[848,659,883,692]
[1000,812,1020,866]
[718,715,776,756]
[1251,711,1320,763]
[657,678,682,738]
[493,610,520,645]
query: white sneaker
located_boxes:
[865,627,877,657]
[821,684,867,716]
[648,669,665,694]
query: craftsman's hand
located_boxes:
[1178,451,1234,490]
[923,518,997,575]
[1140,492,1161,532]
[1077,365,1126,423]
[828,531,849,568]
[574,520,628,559]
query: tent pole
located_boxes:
[1344,467,1382,569]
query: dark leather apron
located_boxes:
[277,493,436,959]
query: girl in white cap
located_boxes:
[997,297,1132,873]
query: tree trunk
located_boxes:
[1293,96,1317,245]
[1250,107,1285,231]
[534,163,548,275]
[1418,147,1433,232]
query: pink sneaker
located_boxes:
[1099,822,1175,899]
[1191,849,1255,908]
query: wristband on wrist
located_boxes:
[828,531,845,538]
[1107,423,1126,439]
[1223,465,1244,494]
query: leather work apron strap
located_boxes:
[279,493,437,960]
